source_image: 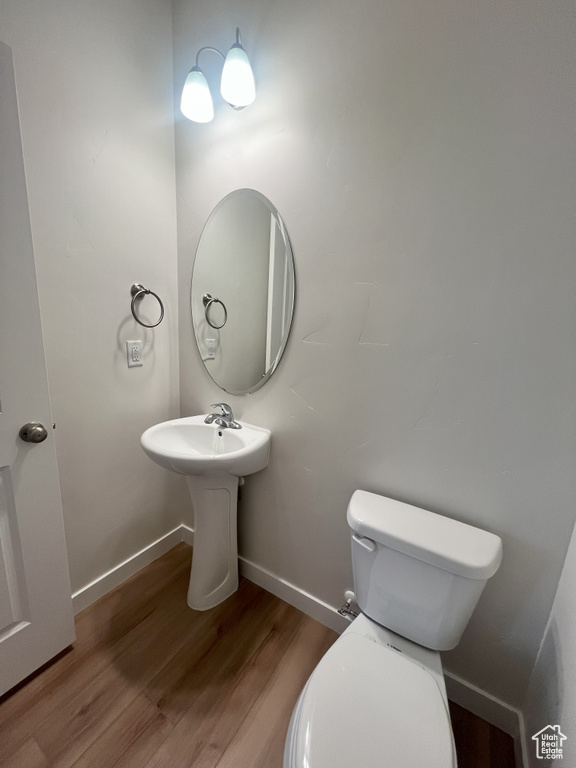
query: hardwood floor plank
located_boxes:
[185,605,305,768]
[33,576,237,765]
[215,616,336,768]
[174,601,313,768]
[75,543,192,639]
[0,544,192,763]
[143,579,270,721]
[0,560,191,764]
[34,653,146,765]
[449,701,516,768]
[0,736,49,768]
[71,693,173,768]
[143,591,295,768]
[111,710,174,768]
[490,724,516,768]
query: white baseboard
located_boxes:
[444,670,523,744]
[71,525,187,614]
[181,523,194,546]
[446,672,527,767]
[238,556,350,634]
[518,711,530,768]
[71,522,525,763]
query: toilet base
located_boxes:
[343,613,446,685]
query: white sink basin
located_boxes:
[141,413,271,611]
[140,415,271,477]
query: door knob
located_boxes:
[19,422,48,443]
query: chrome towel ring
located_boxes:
[203,294,228,329]
[130,283,165,328]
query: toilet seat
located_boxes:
[284,633,457,768]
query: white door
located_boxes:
[0,41,75,696]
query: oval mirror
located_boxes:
[191,189,295,395]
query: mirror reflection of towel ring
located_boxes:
[203,294,228,329]
[130,283,165,328]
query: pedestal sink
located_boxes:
[141,415,271,610]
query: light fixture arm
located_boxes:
[194,27,242,67]
[194,47,226,68]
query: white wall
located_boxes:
[0,0,188,593]
[174,0,576,709]
[523,520,576,767]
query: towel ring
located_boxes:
[130,283,164,328]
[203,294,228,330]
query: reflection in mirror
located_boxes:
[191,189,295,395]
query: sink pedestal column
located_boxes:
[186,473,239,610]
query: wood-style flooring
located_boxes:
[0,543,516,768]
[449,701,516,768]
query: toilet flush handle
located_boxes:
[352,533,377,552]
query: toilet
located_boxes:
[284,490,503,768]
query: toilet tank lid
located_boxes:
[347,491,502,580]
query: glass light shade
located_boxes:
[220,44,255,108]
[180,67,214,123]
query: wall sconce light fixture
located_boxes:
[180,28,255,123]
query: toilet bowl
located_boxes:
[284,614,457,768]
[284,490,502,768]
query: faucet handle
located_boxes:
[210,403,233,419]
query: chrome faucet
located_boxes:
[204,403,242,430]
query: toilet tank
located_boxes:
[347,491,502,651]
